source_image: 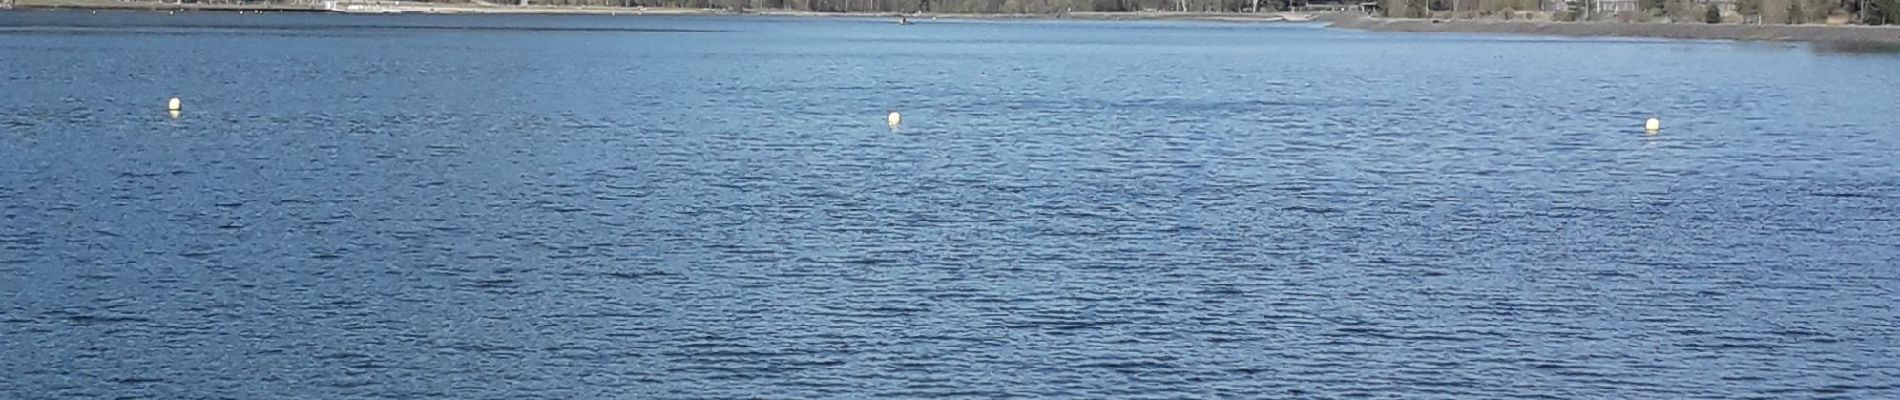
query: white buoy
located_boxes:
[167,97,182,111]
[887,111,902,128]
[1645,117,1660,132]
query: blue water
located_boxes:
[2,11,1898,399]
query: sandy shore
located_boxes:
[1328,15,1900,43]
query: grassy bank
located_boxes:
[1329,14,1900,43]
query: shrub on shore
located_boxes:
[1736,0,1760,23]
[1877,0,1900,24]
[1664,0,1693,20]
[1808,0,1833,22]
[1705,3,1720,22]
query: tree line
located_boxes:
[1382,0,1897,24]
[514,0,1297,13]
[1719,0,1896,24]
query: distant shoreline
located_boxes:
[9,0,1900,44]
[3,0,1301,20]
[1329,15,1900,44]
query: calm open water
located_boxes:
[2,11,1898,399]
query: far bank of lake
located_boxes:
[7,0,1900,43]
[1329,14,1900,44]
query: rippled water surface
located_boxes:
[3,11,1899,399]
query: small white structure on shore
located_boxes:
[1645,117,1660,132]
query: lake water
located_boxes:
[2,11,1898,399]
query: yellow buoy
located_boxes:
[887,111,902,128]
[167,97,182,111]
[1645,117,1660,132]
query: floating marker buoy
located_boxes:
[1645,117,1660,132]
[887,111,902,128]
[167,97,182,111]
